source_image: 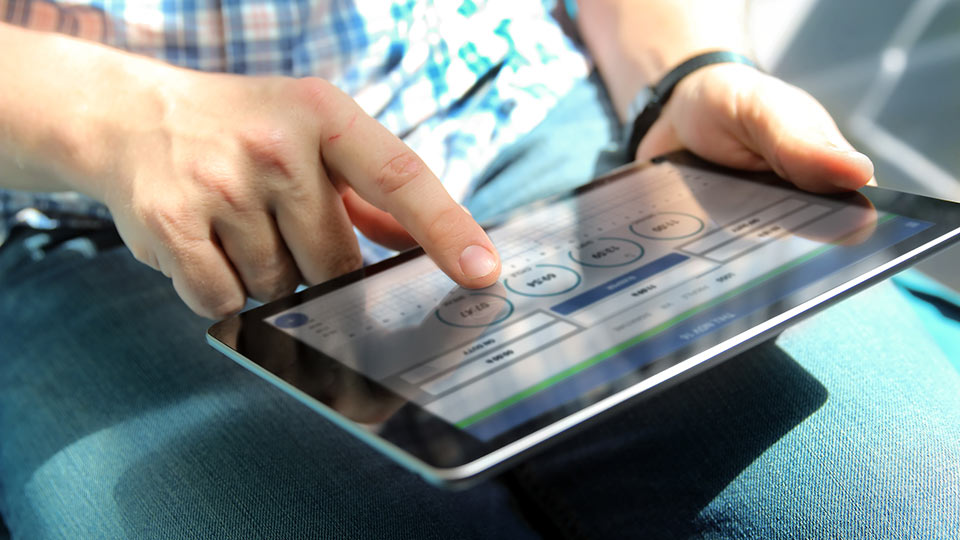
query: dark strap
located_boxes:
[626,51,757,159]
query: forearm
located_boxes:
[576,0,750,120]
[0,22,166,195]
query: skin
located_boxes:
[0,1,876,319]
[576,0,876,190]
[0,23,500,318]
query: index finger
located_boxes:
[305,80,501,288]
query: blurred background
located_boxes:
[749,0,960,292]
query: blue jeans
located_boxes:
[2,76,959,539]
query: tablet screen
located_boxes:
[258,159,935,443]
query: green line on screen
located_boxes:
[455,214,897,429]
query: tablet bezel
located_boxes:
[208,152,960,487]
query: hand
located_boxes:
[635,63,876,192]
[76,67,500,318]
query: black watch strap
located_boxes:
[625,51,757,160]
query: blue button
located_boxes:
[551,253,689,315]
[274,313,309,329]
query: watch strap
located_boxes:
[626,51,757,160]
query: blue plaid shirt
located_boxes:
[0,0,588,255]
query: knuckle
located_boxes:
[141,200,193,247]
[238,125,297,178]
[187,159,255,213]
[293,77,340,117]
[141,211,210,282]
[375,152,425,195]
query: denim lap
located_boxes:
[0,233,540,540]
[514,280,960,539]
[3,75,960,538]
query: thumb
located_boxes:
[739,77,874,193]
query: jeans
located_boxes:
[2,76,959,539]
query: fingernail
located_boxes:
[459,245,497,279]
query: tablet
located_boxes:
[207,152,960,488]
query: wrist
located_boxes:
[626,52,758,160]
[60,48,177,203]
[577,0,750,118]
[0,23,173,200]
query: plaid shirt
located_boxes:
[0,0,588,255]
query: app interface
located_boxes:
[266,163,930,440]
